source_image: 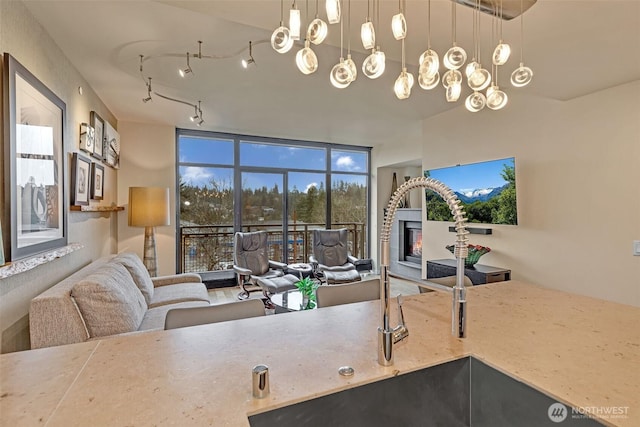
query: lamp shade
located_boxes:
[128,187,170,227]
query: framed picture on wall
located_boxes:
[79,122,95,154]
[91,162,104,200]
[90,111,104,161]
[2,53,67,261]
[104,121,120,169]
[71,153,91,206]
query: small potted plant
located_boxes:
[295,277,319,310]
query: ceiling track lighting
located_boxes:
[242,41,256,68]
[142,76,152,103]
[195,100,204,126]
[190,104,200,122]
[271,0,536,110]
[155,92,203,125]
[179,52,193,77]
[139,40,266,126]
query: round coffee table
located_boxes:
[286,263,313,279]
[270,289,316,313]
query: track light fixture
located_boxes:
[194,101,205,126]
[142,77,152,103]
[189,104,200,122]
[140,39,265,126]
[242,41,256,68]
[178,52,193,77]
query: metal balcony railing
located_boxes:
[179,222,367,274]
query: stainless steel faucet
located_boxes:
[378,176,469,366]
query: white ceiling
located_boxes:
[22,0,640,147]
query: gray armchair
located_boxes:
[233,231,290,300]
[309,228,364,283]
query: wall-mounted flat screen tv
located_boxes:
[424,157,517,225]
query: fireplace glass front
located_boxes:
[404,221,422,264]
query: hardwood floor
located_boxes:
[207,275,421,305]
[208,286,245,305]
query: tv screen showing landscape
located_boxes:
[424,157,518,225]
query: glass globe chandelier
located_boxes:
[272,0,294,54]
[511,0,534,87]
[391,0,407,41]
[268,0,536,111]
[329,2,352,88]
[308,0,328,45]
[360,0,375,50]
[361,0,385,79]
[289,1,301,41]
[325,0,340,24]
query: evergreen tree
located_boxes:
[492,164,517,224]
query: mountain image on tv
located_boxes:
[424,157,518,225]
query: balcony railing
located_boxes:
[179,222,367,274]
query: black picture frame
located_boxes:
[91,162,104,201]
[71,153,91,206]
[2,53,67,261]
[90,110,104,161]
[79,122,95,154]
[104,121,120,169]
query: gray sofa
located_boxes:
[29,252,210,349]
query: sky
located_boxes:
[178,137,367,192]
[425,157,515,192]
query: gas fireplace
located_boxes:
[390,208,422,281]
[403,221,422,264]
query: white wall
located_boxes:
[414,83,640,306]
[370,126,423,269]
[0,1,118,352]
[117,121,177,276]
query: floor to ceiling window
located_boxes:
[176,130,371,274]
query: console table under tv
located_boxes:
[426,259,511,286]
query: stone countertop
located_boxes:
[1,281,638,426]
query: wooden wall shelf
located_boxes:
[70,205,124,212]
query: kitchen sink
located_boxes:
[248,356,604,427]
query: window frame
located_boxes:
[175,129,371,272]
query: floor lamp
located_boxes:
[128,187,170,277]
